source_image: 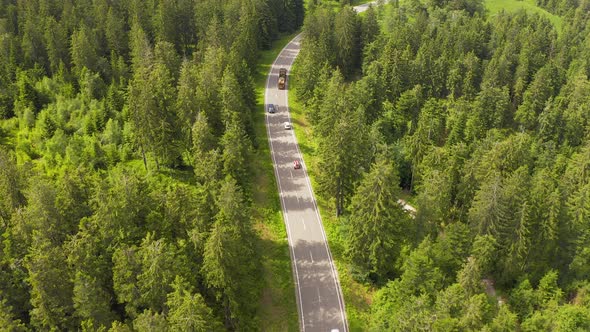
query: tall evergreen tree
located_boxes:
[27,236,76,330]
[346,157,409,282]
[334,6,361,78]
[166,276,222,331]
[317,104,371,216]
[202,176,259,330]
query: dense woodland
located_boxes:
[295,0,590,329]
[0,0,303,330]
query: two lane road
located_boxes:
[265,34,347,332]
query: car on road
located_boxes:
[284,122,292,130]
[267,104,276,113]
[294,160,301,169]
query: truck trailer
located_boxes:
[278,68,287,89]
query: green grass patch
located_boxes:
[288,58,375,331]
[253,32,300,331]
[484,0,562,32]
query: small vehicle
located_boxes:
[294,160,301,169]
[267,104,276,113]
[284,122,292,130]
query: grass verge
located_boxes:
[288,57,375,331]
[484,0,562,32]
[253,32,300,331]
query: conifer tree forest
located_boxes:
[3,0,590,329]
[294,0,590,329]
[0,0,303,330]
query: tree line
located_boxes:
[0,0,303,330]
[295,0,590,328]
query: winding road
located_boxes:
[263,3,379,331]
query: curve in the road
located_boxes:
[264,3,382,331]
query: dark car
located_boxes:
[294,160,301,169]
[267,104,276,113]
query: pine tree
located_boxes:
[72,271,116,329]
[127,37,178,169]
[71,24,100,76]
[153,0,180,46]
[220,117,252,189]
[112,244,142,318]
[468,172,504,236]
[44,17,69,75]
[0,297,26,332]
[515,63,561,130]
[220,68,248,128]
[137,234,184,313]
[361,6,380,48]
[334,6,361,78]
[316,104,371,216]
[166,276,222,331]
[195,47,225,136]
[176,60,199,147]
[105,6,127,55]
[346,157,408,282]
[27,235,76,330]
[132,309,169,332]
[0,148,22,226]
[202,177,259,330]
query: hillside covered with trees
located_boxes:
[0,0,303,330]
[294,0,590,329]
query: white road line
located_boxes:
[302,218,306,230]
[310,250,314,263]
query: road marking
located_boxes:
[310,250,314,263]
[317,287,322,305]
[302,218,306,230]
[290,169,293,180]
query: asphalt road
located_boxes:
[264,34,347,332]
[264,3,382,331]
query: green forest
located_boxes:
[293,0,590,329]
[0,0,303,330]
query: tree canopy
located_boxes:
[0,0,303,329]
[295,0,590,328]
